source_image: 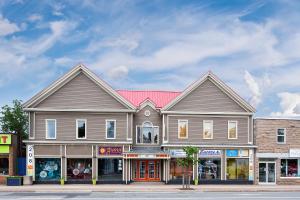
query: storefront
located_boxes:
[198,150,222,182]
[169,149,192,183]
[0,134,17,184]
[35,158,61,182]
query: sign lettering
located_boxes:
[99,146,122,155]
[27,145,34,176]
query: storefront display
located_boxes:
[98,158,122,181]
[281,159,300,177]
[67,159,92,180]
[199,158,221,180]
[0,158,8,175]
[35,158,61,181]
[170,158,192,180]
[227,158,249,180]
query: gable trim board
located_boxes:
[23,108,136,113]
[162,71,255,113]
[23,64,136,110]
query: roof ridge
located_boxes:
[116,90,181,93]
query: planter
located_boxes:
[194,179,198,185]
[6,176,23,186]
[92,179,97,185]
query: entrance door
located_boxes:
[133,160,160,181]
[259,162,276,184]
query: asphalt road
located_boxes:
[0,191,300,200]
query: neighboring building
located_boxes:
[0,133,18,184]
[23,64,256,184]
[255,118,300,185]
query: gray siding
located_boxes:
[167,115,249,144]
[133,105,162,146]
[34,112,128,141]
[66,145,92,156]
[35,145,61,156]
[36,72,127,109]
[29,112,34,138]
[169,79,246,112]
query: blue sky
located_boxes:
[1,0,300,117]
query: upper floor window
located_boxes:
[106,120,116,139]
[277,128,286,144]
[46,119,56,139]
[76,119,86,139]
[203,120,213,139]
[136,121,159,144]
[178,120,188,139]
[228,121,238,139]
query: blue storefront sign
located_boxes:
[226,149,239,157]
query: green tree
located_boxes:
[0,100,28,156]
[177,146,199,189]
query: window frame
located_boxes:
[136,121,159,144]
[106,119,117,139]
[45,119,57,140]
[277,128,286,144]
[76,119,87,139]
[178,119,188,139]
[280,159,300,178]
[203,120,213,139]
[228,120,238,140]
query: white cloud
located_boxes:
[271,92,300,117]
[107,65,129,80]
[0,14,20,36]
[244,71,261,107]
[28,14,43,22]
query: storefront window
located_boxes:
[281,159,300,177]
[98,158,122,180]
[227,158,249,180]
[198,159,221,180]
[170,158,192,180]
[35,158,61,181]
[0,158,9,175]
[67,159,92,180]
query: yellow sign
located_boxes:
[0,145,9,153]
[0,134,11,145]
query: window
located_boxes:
[76,119,86,139]
[106,120,116,139]
[203,120,213,139]
[67,158,92,180]
[178,120,188,139]
[46,119,56,139]
[228,121,238,139]
[98,158,122,181]
[226,158,249,180]
[136,121,159,144]
[35,158,61,181]
[199,158,221,180]
[0,158,9,175]
[277,128,286,144]
[281,159,300,177]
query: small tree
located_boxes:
[177,146,199,189]
[0,100,28,157]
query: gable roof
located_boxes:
[23,64,136,110]
[162,71,256,113]
[117,90,181,109]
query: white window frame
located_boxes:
[136,121,159,144]
[45,119,56,139]
[203,120,213,139]
[277,128,286,144]
[76,119,87,139]
[228,120,238,140]
[178,119,188,139]
[106,119,116,139]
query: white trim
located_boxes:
[168,114,249,118]
[255,117,300,121]
[256,152,289,158]
[33,112,36,139]
[24,108,136,113]
[23,140,132,144]
[45,119,57,140]
[258,161,276,184]
[138,99,157,110]
[161,111,253,115]
[162,114,166,143]
[228,120,238,140]
[178,119,188,139]
[203,120,213,139]
[76,119,87,139]
[23,64,136,109]
[106,119,116,139]
[126,114,129,140]
[276,128,286,144]
[162,144,257,148]
[135,122,160,145]
[162,71,255,112]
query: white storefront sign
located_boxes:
[290,149,300,158]
[169,149,186,158]
[199,150,222,157]
[27,145,34,176]
[249,149,254,181]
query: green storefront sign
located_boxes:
[0,134,11,153]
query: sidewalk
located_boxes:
[1,184,300,192]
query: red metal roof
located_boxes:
[117,90,181,108]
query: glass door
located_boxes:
[133,160,160,181]
[259,163,267,183]
[259,162,276,184]
[267,163,276,183]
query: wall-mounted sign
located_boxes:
[27,145,34,176]
[248,149,254,181]
[169,149,186,158]
[290,149,300,157]
[226,149,239,157]
[0,134,11,145]
[199,150,222,157]
[0,145,9,153]
[99,146,122,155]
[125,153,169,159]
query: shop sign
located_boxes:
[0,145,9,153]
[169,149,186,158]
[0,134,11,145]
[248,149,254,181]
[99,146,122,155]
[226,149,239,157]
[289,149,300,157]
[27,145,34,176]
[199,150,222,157]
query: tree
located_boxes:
[0,100,28,157]
[177,146,199,189]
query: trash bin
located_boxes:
[23,176,33,185]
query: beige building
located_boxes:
[255,118,300,184]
